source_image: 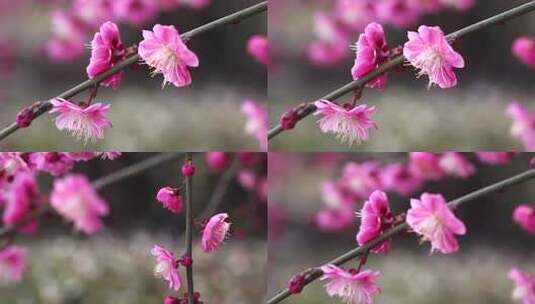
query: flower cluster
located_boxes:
[0,152,121,284]
[44,0,210,62]
[306,0,474,65]
[313,152,493,232]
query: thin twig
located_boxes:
[268,0,535,140]
[200,159,239,219]
[266,169,535,304]
[0,152,183,239]
[0,1,268,142]
[184,153,195,304]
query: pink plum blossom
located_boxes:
[403,25,465,89]
[351,22,390,91]
[408,152,445,180]
[475,152,515,165]
[49,98,112,143]
[247,35,269,66]
[151,245,181,291]
[44,10,87,62]
[507,102,535,151]
[138,24,199,88]
[320,264,380,304]
[0,246,26,284]
[438,152,476,178]
[380,162,422,196]
[313,100,376,146]
[513,205,535,235]
[156,187,183,214]
[406,192,466,254]
[113,0,158,26]
[87,22,126,89]
[512,37,535,70]
[241,100,268,151]
[509,268,535,304]
[202,213,231,253]
[28,152,75,176]
[0,153,31,182]
[357,190,393,254]
[50,174,109,234]
[341,161,382,199]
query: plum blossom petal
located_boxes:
[320,264,380,304]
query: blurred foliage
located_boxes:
[1,235,266,304]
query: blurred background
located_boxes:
[0,0,266,151]
[269,0,535,151]
[0,152,267,303]
[268,152,535,303]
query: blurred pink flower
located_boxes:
[0,246,26,284]
[64,152,99,162]
[475,152,515,165]
[512,37,535,70]
[156,187,183,214]
[357,190,393,254]
[320,264,380,304]
[28,152,75,176]
[241,100,268,151]
[406,192,466,254]
[100,152,122,160]
[351,22,390,91]
[507,102,535,151]
[72,0,114,27]
[44,10,87,62]
[247,35,269,66]
[306,40,348,66]
[49,98,112,143]
[376,0,421,28]
[380,162,422,196]
[321,181,353,209]
[2,172,39,231]
[138,24,199,87]
[314,206,354,232]
[438,152,476,178]
[306,13,349,65]
[403,25,464,89]
[201,213,231,253]
[513,205,535,235]
[408,152,444,180]
[341,161,382,199]
[205,152,231,172]
[87,22,126,89]
[313,100,376,146]
[333,0,376,31]
[113,0,158,25]
[509,268,535,304]
[0,153,31,182]
[50,174,109,234]
[151,245,181,291]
